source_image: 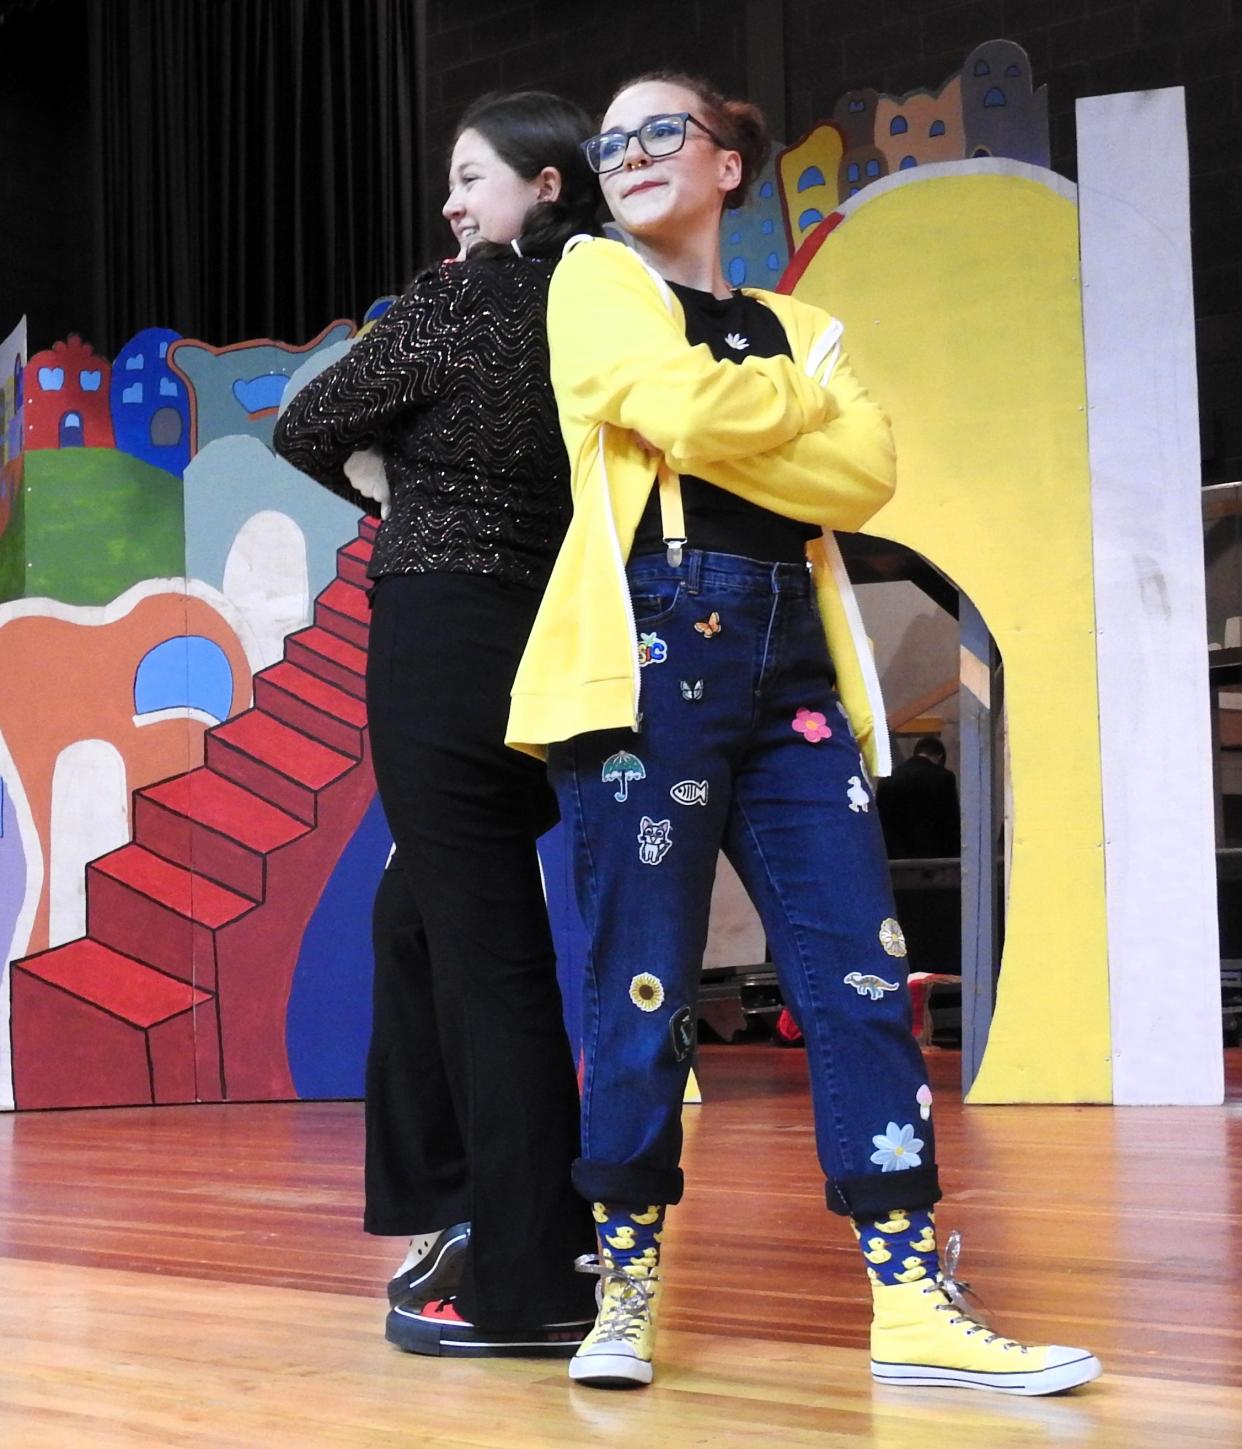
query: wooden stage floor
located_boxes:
[1,1046,1240,1447]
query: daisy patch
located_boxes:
[869,1121,925,1172]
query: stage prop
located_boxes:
[0,42,1221,1111]
[779,82,1219,1104]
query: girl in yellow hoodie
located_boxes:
[510,72,1100,1398]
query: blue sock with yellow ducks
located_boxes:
[852,1206,938,1286]
[593,1201,665,1272]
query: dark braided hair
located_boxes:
[452,90,602,262]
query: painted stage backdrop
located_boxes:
[0,40,1219,1109]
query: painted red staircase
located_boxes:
[11,515,381,1109]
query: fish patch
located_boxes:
[670,779,709,807]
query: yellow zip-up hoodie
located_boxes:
[506,237,897,776]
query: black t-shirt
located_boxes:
[630,280,821,565]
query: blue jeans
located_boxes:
[548,550,940,1217]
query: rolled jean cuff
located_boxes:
[825,1164,942,1218]
[573,1157,685,1208]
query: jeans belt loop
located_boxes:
[687,550,703,596]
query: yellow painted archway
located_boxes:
[785,165,1110,1102]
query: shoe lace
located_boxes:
[574,1253,658,1346]
[921,1230,1027,1353]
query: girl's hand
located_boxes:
[343,446,392,519]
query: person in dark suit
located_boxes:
[877,736,959,859]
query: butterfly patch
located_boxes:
[694,611,722,638]
[679,679,703,701]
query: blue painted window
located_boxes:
[848,98,865,113]
[125,354,144,370]
[865,158,881,177]
[158,341,169,358]
[766,251,781,271]
[899,155,918,170]
[760,218,774,234]
[1006,63,1021,77]
[929,119,946,137]
[59,411,83,447]
[974,59,991,76]
[846,161,861,182]
[889,115,908,135]
[759,180,774,198]
[38,366,63,391]
[797,165,825,191]
[159,377,178,397]
[849,185,860,196]
[727,256,747,286]
[233,373,289,414]
[123,382,143,404]
[134,636,233,722]
[728,230,742,244]
[79,370,102,392]
[984,87,1007,107]
[797,208,824,232]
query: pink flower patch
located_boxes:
[792,708,831,743]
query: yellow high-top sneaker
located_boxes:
[567,1253,661,1388]
[870,1233,1102,1396]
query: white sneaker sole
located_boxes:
[569,1350,654,1388]
[871,1351,1102,1396]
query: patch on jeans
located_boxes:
[637,816,673,865]
[693,610,722,638]
[878,918,908,957]
[792,707,831,742]
[847,775,870,812]
[916,1083,933,1121]
[843,971,899,1000]
[638,631,668,667]
[670,779,709,807]
[679,678,703,701]
[629,972,665,1011]
[869,1122,925,1172]
[602,749,646,802]
[669,1004,695,1062]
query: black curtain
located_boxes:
[88,0,427,354]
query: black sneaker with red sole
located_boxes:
[386,1297,593,1358]
[386,1223,470,1309]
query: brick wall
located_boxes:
[426,0,1240,480]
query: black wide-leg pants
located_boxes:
[362,571,595,1331]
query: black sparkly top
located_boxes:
[273,255,571,587]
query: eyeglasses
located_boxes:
[581,112,728,175]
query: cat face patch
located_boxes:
[636,816,673,865]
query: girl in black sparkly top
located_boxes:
[274,91,601,1357]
